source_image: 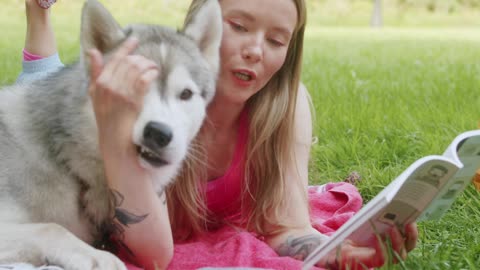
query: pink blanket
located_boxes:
[124,182,362,270]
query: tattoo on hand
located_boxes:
[276,234,325,261]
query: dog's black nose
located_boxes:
[143,121,173,149]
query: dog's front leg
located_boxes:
[0,223,126,270]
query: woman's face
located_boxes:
[216,0,297,105]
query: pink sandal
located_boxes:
[37,0,57,9]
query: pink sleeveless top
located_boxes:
[205,108,249,223]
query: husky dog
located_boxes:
[0,0,221,269]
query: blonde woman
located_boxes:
[18,0,418,269]
[167,0,418,268]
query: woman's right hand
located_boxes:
[88,37,159,163]
[317,223,418,270]
[87,38,174,270]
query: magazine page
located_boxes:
[302,156,457,270]
[348,158,459,244]
[442,130,480,162]
[303,131,480,270]
[419,132,480,220]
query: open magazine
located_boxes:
[303,130,480,270]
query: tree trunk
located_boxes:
[371,0,383,27]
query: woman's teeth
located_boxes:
[234,72,252,81]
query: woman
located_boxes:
[167,0,417,268]
[18,0,418,269]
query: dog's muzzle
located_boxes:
[136,121,172,167]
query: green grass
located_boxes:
[306,1,480,27]
[0,0,191,84]
[2,1,480,269]
[304,28,480,269]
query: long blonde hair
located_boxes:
[167,0,307,240]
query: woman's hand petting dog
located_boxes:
[88,37,159,162]
[316,223,418,270]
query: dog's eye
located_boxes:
[179,88,193,100]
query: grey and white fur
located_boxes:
[0,0,221,269]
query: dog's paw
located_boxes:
[47,248,127,270]
[39,224,127,270]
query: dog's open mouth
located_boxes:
[136,145,169,167]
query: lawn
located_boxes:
[1,1,480,269]
[304,27,480,269]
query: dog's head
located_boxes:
[80,0,222,191]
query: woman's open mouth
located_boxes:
[234,71,252,81]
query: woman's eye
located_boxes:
[180,88,193,100]
[267,38,285,47]
[230,21,247,32]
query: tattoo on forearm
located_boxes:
[111,189,149,226]
[103,189,149,257]
[276,234,325,261]
[115,208,149,226]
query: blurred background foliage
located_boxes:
[1,0,478,83]
[306,0,480,27]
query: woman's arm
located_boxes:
[88,38,173,270]
[263,82,324,255]
[264,83,418,269]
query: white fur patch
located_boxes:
[168,65,200,97]
[160,43,168,64]
[131,64,209,192]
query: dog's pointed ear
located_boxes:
[80,0,126,67]
[182,0,223,75]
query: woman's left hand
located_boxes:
[317,222,418,270]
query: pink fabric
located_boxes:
[165,183,362,270]
[122,183,362,270]
[23,49,44,61]
[308,183,363,236]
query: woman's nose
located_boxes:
[242,36,263,62]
